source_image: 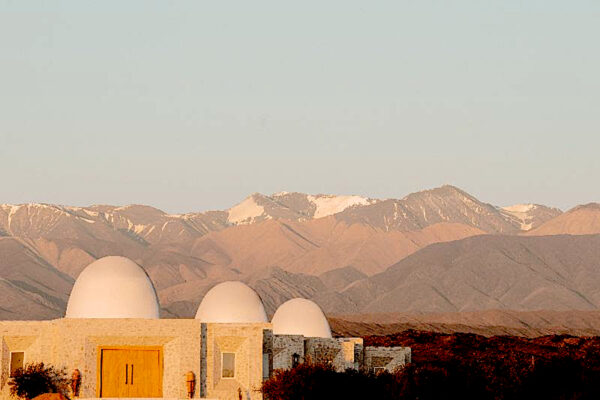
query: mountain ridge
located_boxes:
[2,185,598,324]
[0,185,562,232]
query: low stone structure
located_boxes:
[0,256,411,400]
[273,335,408,374]
[0,319,269,399]
[364,346,412,373]
[1,320,410,400]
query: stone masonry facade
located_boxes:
[274,335,409,374]
[0,319,410,400]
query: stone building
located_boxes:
[0,256,410,400]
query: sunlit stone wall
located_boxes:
[0,319,410,400]
[203,323,271,400]
[0,319,202,400]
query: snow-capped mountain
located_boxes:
[225,192,379,225]
[499,204,562,231]
[0,185,579,321]
[333,185,560,233]
[223,186,562,233]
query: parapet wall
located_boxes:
[363,346,411,373]
[275,335,409,374]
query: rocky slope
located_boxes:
[222,186,562,233]
[226,192,379,224]
[102,234,600,321]
[336,186,519,233]
[0,237,73,320]
[332,310,600,337]
[525,203,600,236]
[499,203,562,231]
[2,185,594,323]
[345,234,600,314]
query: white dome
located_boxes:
[65,256,160,319]
[271,298,332,338]
[195,281,268,323]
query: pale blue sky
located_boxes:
[1,1,598,213]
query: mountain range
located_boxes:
[1,185,599,325]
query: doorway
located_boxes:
[99,347,163,398]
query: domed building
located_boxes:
[195,281,268,323]
[65,256,160,319]
[0,259,411,400]
[271,298,332,338]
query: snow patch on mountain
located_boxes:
[307,195,375,219]
[503,204,536,214]
[228,196,265,224]
[0,205,20,234]
[501,204,538,231]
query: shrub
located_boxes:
[262,364,371,400]
[8,363,70,400]
[261,330,600,400]
[261,362,489,400]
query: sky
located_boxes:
[1,1,599,213]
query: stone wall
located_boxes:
[274,335,411,374]
[0,319,274,400]
[303,337,369,372]
[0,318,202,400]
[272,335,304,371]
[261,329,272,381]
[0,319,412,400]
[203,323,271,400]
[0,321,49,400]
[337,338,363,371]
[363,346,411,373]
[303,338,348,372]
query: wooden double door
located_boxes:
[99,347,163,398]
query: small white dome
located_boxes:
[195,281,268,323]
[65,256,160,319]
[272,298,332,338]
